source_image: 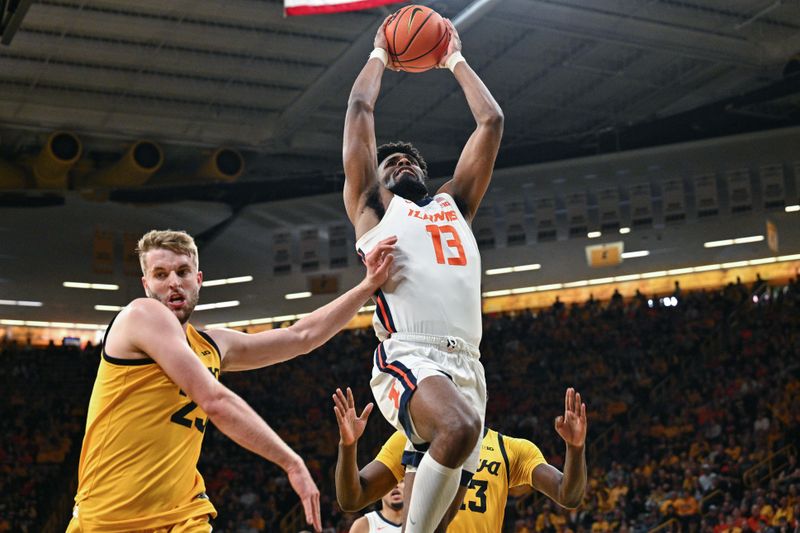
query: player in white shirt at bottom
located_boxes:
[349,481,404,533]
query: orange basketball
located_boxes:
[384,5,450,72]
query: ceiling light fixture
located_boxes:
[63,282,119,290]
[285,292,312,300]
[485,263,541,276]
[704,235,764,248]
[202,275,254,287]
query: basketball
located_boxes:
[384,5,450,72]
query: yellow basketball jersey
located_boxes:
[375,428,547,533]
[72,320,220,532]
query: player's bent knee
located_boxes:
[435,409,481,456]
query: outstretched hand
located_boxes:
[438,18,462,68]
[285,460,322,532]
[333,386,374,447]
[363,236,397,290]
[554,387,587,448]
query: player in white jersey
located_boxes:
[343,17,503,533]
[349,482,405,533]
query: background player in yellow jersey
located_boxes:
[332,387,587,532]
[67,229,396,533]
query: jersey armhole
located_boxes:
[438,192,471,224]
[101,312,156,366]
[497,432,511,484]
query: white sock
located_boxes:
[405,453,461,533]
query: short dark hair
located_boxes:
[377,141,428,176]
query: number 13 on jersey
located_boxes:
[425,224,467,266]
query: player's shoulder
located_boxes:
[498,432,544,461]
[124,297,171,320]
[349,514,370,533]
[385,429,406,448]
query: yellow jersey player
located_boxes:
[67,229,396,533]
[333,387,587,532]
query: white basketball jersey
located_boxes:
[364,510,403,533]
[355,193,482,346]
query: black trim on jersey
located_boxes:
[101,313,156,366]
[497,432,511,484]
[376,510,402,528]
[103,353,156,366]
[402,450,424,468]
[197,330,221,358]
[414,195,434,207]
[374,289,397,334]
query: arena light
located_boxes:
[202,275,254,287]
[285,291,312,300]
[785,205,800,212]
[703,239,734,248]
[621,250,650,259]
[619,227,631,234]
[94,305,124,312]
[480,253,800,298]
[0,319,106,330]
[194,300,240,311]
[485,263,541,275]
[0,299,43,307]
[63,281,119,290]
[704,235,763,248]
[587,231,602,239]
[211,252,800,327]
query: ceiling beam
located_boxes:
[489,1,775,69]
[266,14,384,150]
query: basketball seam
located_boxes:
[395,28,448,65]
[389,5,413,62]
[393,10,435,57]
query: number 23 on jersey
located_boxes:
[425,224,467,266]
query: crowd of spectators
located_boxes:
[1,276,798,532]
[0,341,98,532]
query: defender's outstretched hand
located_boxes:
[554,388,587,448]
[363,236,397,289]
[333,387,374,447]
[285,460,322,532]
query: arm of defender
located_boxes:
[121,299,322,531]
[334,387,402,511]
[532,388,588,508]
[436,20,503,221]
[343,20,391,225]
[214,237,396,372]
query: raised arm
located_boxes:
[436,20,504,221]
[333,387,401,512]
[531,388,588,509]
[212,236,396,372]
[116,298,321,531]
[343,20,391,226]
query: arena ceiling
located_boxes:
[1,0,799,189]
[2,0,800,326]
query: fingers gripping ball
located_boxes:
[384,5,450,72]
